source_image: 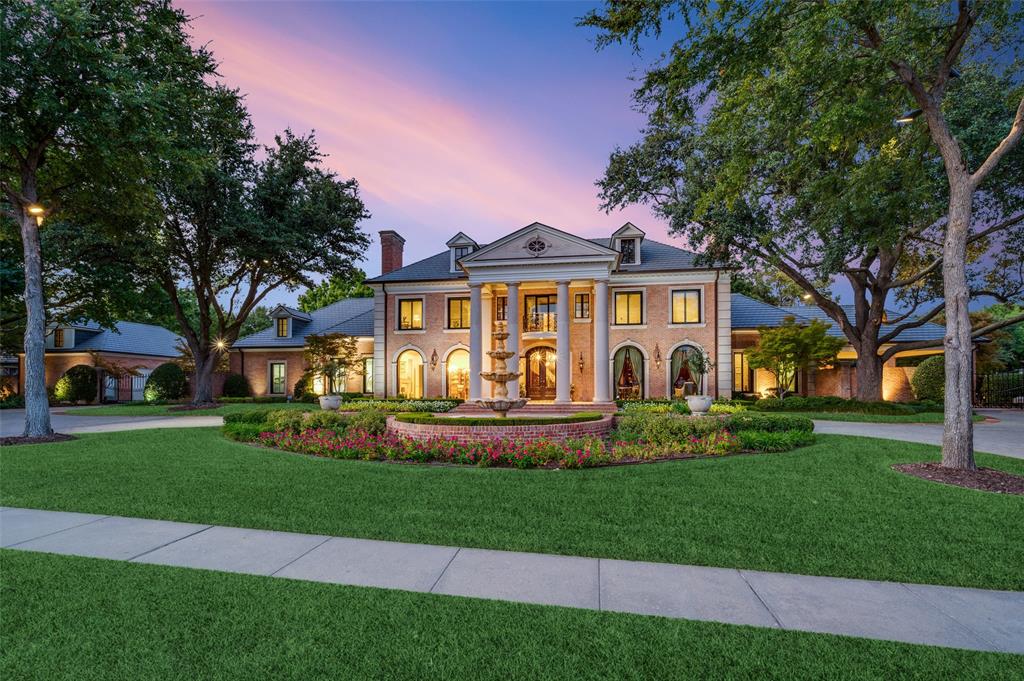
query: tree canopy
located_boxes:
[298,269,374,313]
[747,318,846,399]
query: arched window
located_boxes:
[613,346,644,400]
[445,349,470,400]
[397,350,424,399]
[670,345,703,397]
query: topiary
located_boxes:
[222,372,252,398]
[144,363,188,401]
[910,355,945,402]
[53,365,98,403]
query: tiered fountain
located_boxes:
[477,323,527,417]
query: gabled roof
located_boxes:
[270,305,312,322]
[457,222,619,266]
[366,226,710,284]
[445,232,478,247]
[611,222,646,239]
[51,321,183,358]
[233,297,374,348]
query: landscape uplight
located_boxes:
[26,203,45,226]
[895,109,923,125]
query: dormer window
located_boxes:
[54,328,65,348]
[447,232,479,273]
[611,222,645,266]
[276,318,289,337]
[619,238,637,264]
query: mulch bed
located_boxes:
[892,462,1024,496]
[1,433,77,447]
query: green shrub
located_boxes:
[222,422,266,442]
[737,429,816,452]
[395,412,604,427]
[304,411,350,431]
[53,365,97,403]
[0,394,25,409]
[265,409,308,434]
[709,402,747,414]
[722,413,814,433]
[218,396,290,404]
[294,374,311,401]
[223,409,273,425]
[339,399,459,413]
[911,356,945,401]
[222,373,252,398]
[751,396,919,415]
[144,363,187,402]
[348,409,387,435]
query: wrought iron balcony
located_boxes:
[523,312,557,333]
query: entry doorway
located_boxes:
[525,346,556,400]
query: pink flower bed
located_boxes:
[257,426,741,469]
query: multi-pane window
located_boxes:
[619,238,637,263]
[269,362,286,395]
[447,297,471,329]
[494,296,507,321]
[733,352,752,392]
[574,293,590,319]
[614,291,643,325]
[671,290,702,324]
[53,328,64,347]
[398,299,423,330]
[453,246,471,261]
[276,318,289,337]
[362,357,373,394]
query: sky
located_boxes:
[179,0,673,306]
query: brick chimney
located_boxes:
[379,230,405,275]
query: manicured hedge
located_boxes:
[144,363,188,402]
[911,356,945,401]
[394,412,604,427]
[222,373,252,398]
[736,429,817,452]
[53,365,97,403]
[750,396,940,415]
[721,413,815,433]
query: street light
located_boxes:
[895,109,922,125]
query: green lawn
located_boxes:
[2,551,1016,681]
[61,402,316,417]
[2,428,1021,590]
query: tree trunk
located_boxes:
[941,184,975,470]
[854,343,884,402]
[19,210,52,437]
[190,350,217,406]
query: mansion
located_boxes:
[230,222,946,403]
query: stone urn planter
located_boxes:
[319,395,342,411]
[685,395,713,415]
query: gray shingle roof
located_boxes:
[731,294,945,343]
[365,237,708,284]
[233,298,375,348]
[55,321,183,357]
[780,304,946,343]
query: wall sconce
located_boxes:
[430,349,439,370]
[578,352,585,374]
[654,344,663,369]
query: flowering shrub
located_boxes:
[338,399,459,413]
[258,428,610,469]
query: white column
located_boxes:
[482,292,493,398]
[506,282,521,400]
[555,280,571,403]
[594,279,611,402]
[469,283,483,402]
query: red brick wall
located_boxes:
[229,350,307,397]
[387,414,614,443]
[380,231,405,275]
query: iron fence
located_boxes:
[975,369,1024,408]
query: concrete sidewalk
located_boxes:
[2,507,1021,654]
[813,409,1024,459]
[0,409,222,436]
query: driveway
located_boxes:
[0,409,222,437]
[812,409,1024,459]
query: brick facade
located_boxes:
[229,338,374,398]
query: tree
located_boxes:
[582,1,1024,469]
[732,270,821,308]
[146,88,371,404]
[1,0,217,436]
[302,333,362,395]
[298,269,374,312]
[130,288,272,340]
[747,318,845,399]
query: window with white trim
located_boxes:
[614,291,643,325]
[671,289,702,324]
[398,299,423,330]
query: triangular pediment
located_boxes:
[460,222,618,267]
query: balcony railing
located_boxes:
[523,312,557,333]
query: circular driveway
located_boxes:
[812,409,1024,459]
[0,409,222,437]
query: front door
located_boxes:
[525,346,556,400]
